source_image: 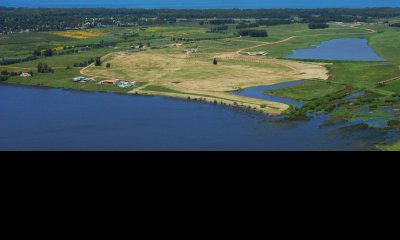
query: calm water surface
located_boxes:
[232,80,304,108]
[0,84,387,151]
[285,38,384,61]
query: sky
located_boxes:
[1,0,400,9]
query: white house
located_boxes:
[73,76,87,82]
[117,81,137,88]
[20,72,31,77]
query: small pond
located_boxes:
[284,38,384,61]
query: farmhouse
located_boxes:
[73,76,86,82]
[117,81,136,88]
[131,45,146,50]
[73,76,96,82]
[20,72,31,77]
[184,48,199,54]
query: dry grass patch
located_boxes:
[84,50,328,114]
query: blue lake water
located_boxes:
[232,80,304,108]
[1,0,400,8]
[0,84,388,151]
[285,38,384,61]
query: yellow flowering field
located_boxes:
[52,30,103,39]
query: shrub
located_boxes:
[308,23,329,29]
[238,29,268,37]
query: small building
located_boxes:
[99,80,115,85]
[131,45,146,50]
[20,72,31,78]
[184,48,198,54]
[73,76,86,82]
[117,81,137,88]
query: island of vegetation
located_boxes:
[1,7,400,150]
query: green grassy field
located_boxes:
[265,80,344,101]
[377,141,400,151]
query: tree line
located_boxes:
[238,29,268,37]
[1,7,400,33]
[0,40,117,66]
[0,55,37,65]
[209,25,229,32]
[308,23,330,29]
[37,62,54,73]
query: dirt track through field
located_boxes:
[235,36,297,54]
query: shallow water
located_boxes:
[0,84,388,150]
[231,80,304,108]
[285,38,384,61]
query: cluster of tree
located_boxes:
[122,32,140,41]
[209,19,235,25]
[95,57,102,66]
[389,23,400,27]
[308,23,330,29]
[34,48,80,57]
[236,23,260,29]
[257,19,292,26]
[236,19,292,29]
[0,55,37,65]
[174,36,229,42]
[2,8,400,34]
[37,62,54,73]
[238,29,268,37]
[54,49,80,55]
[73,58,95,68]
[209,25,229,32]
[0,75,8,81]
[75,41,117,49]
[33,48,54,57]
[1,70,24,76]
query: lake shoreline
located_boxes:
[0,81,288,115]
[0,83,389,151]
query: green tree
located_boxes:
[44,48,53,56]
[213,58,218,65]
[37,62,43,73]
[106,63,111,68]
[33,49,41,56]
[95,57,102,66]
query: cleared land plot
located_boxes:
[83,47,328,114]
